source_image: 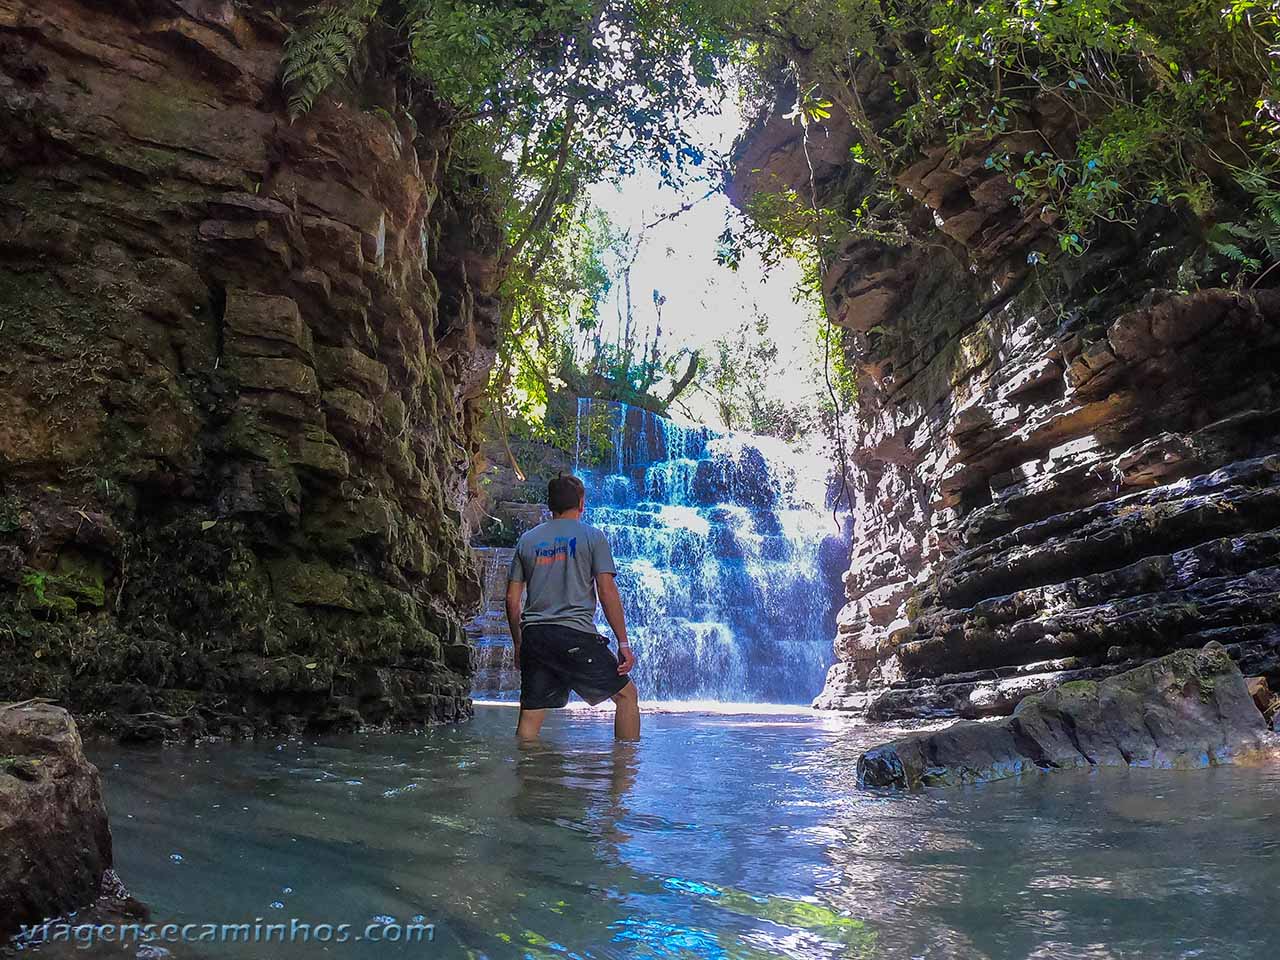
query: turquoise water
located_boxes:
[80,706,1280,959]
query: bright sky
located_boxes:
[585,97,822,428]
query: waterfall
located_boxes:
[572,398,842,703]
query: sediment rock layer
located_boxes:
[732,76,1280,718]
[0,703,112,936]
[0,0,501,736]
[857,644,1276,788]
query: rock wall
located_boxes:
[732,76,1280,719]
[0,0,502,737]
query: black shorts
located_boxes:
[519,623,630,709]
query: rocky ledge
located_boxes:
[857,644,1277,788]
[0,702,116,939]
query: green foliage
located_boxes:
[979,73,1233,249]
[699,312,813,439]
[897,0,1279,267]
[785,85,835,127]
[282,0,381,118]
[720,0,1280,287]
[21,571,63,613]
[723,0,889,163]
[725,188,846,270]
[494,200,617,435]
[284,1,736,215]
[281,0,1280,465]
[722,178,916,279]
[487,200,700,440]
[572,399,630,467]
[283,1,746,437]
[18,568,103,618]
[1206,165,1280,275]
[715,182,860,444]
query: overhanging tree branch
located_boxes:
[497,108,579,278]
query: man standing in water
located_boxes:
[505,474,640,740]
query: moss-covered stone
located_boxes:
[858,643,1275,788]
[17,563,104,616]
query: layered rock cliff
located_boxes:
[732,72,1280,719]
[0,0,502,736]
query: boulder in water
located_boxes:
[857,643,1277,788]
[0,703,113,936]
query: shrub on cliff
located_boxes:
[719,0,1280,288]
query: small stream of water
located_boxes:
[71,706,1280,960]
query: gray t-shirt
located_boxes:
[508,518,616,635]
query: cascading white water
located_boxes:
[575,398,843,703]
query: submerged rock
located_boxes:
[857,644,1276,788]
[0,703,112,937]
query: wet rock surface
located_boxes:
[857,644,1277,788]
[0,703,112,938]
[815,278,1280,720]
[0,1,502,735]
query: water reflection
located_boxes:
[47,707,1280,960]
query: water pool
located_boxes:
[76,705,1280,959]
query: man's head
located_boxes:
[548,474,585,516]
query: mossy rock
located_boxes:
[269,558,365,611]
[860,642,1272,788]
[18,564,104,616]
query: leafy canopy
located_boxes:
[724,0,1280,277]
[283,0,1280,451]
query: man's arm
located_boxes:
[595,573,635,675]
[505,580,524,659]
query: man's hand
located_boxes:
[596,573,635,676]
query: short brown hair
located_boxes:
[547,474,585,515]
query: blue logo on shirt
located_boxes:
[534,536,577,566]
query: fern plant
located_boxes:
[281,0,383,119]
[1207,222,1264,273]
[1206,165,1280,282]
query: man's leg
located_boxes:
[516,707,546,741]
[611,681,640,741]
